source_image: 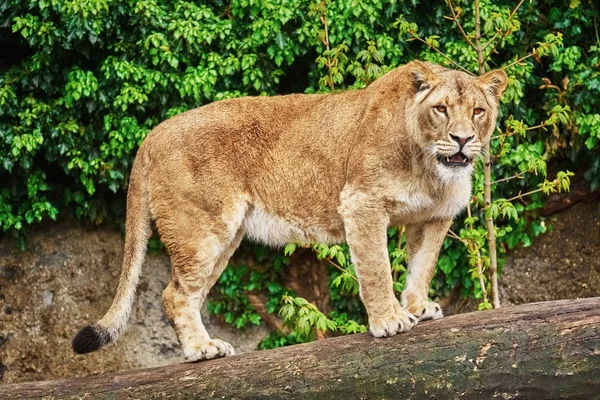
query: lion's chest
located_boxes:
[388,178,471,223]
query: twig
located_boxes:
[321,16,330,54]
[410,34,474,75]
[317,1,335,91]
[447,229,467,244]
[494,126,512,157]
[397,226,406,250]
[393,226,406,282]
[325,258,358,282]
[526,122,548,131]
[491,121,548,141]
[595,13,600,47]
[506,187,545,203]
[446,0,477,51]
[465,206,489,306]
[491,173,525,185]
[482,0,526,58]
[490,126,514,141]
[475,247,488,305]
[502,53,534,70]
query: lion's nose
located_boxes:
[450,134,474,147]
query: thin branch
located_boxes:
[490,126,510,141]
[526,122,548,131]
[482,0,526,58]
[482,30,503,53]
[318,8,335,91]
[397,225,406,250]
[494,126,512,157]
[447,230,461,240]
[446,0,477,51]
[410,34,474,75]
[393,226,406,282]
[321,18,330,53]
[506,187,545,203]
[476,0,500,310]
[491,173,525,185]
[464,206,489,307]
[502,53,534,70]
[474,3,485,75]
[595,13,600,47]
[475,247,488,305]
[447,229,467,244]
[491,121,548,141]
[325,258,358,282]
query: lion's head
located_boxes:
[405,61,508,182]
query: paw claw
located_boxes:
[184,339,235,362]
[369,307,418,338]
[402,292,444,321]
[414,301,444,321]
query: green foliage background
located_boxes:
[1,0,599,345]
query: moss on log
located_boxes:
[1,298,599,399]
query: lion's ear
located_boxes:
[409,60,439,93]
[476,69,508,100]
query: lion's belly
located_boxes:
[242,205,343,247]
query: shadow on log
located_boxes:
[1,298,599,399]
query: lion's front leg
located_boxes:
[401,219,453,321]
[342,204,418,337]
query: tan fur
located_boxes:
[79,61,507,361]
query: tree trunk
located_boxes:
[1,298,599,400]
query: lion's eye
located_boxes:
[473,108,484,116]
[434,105,447,113]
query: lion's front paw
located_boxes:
[184,339,235,362]
[369,308,418,338]
[409,301,444,321]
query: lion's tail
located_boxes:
[72,146,152,354]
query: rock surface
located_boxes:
[0,222,268,384]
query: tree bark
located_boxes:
[1,298,599,400]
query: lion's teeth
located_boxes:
[446,157,450,162]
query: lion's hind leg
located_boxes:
[157,201,246,362]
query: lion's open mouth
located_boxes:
[438,152,471,167]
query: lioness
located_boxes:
[73,61,507,361]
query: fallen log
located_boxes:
[1,298,599,400]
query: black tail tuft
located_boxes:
[72,324,111,354]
